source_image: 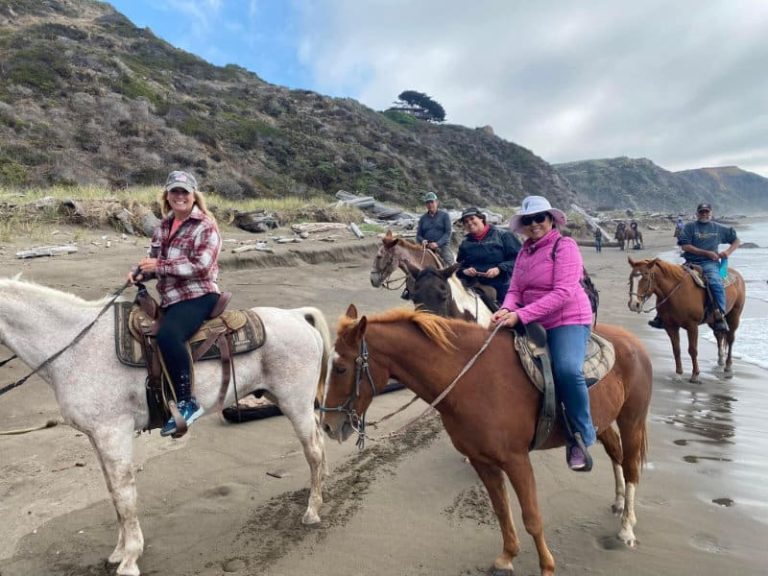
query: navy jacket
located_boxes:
[457,226,521,302]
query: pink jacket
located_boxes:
[501,229,592,330]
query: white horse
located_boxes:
[0,277,331,576]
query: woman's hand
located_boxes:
[464,267,479,277]
[138,257,158,274]
[127,266,143,284]
[491,308,518,327]
[483,267,500,279]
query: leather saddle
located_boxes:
[114,289,266,432]
[682,263,735,322]
[513,323,616,450]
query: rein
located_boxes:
[629,268,685,313]
[324,322,505,448]
[0,281,132,397]
[377,244,439,292]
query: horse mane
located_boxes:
[652,259,686,281]
[393,237,422,251]
[0,277,116,308]
[338,308,459,351]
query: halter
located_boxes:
[629,267,685,314]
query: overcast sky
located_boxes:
[107,0,768,176]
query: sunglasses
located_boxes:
[168,188,191,196]
[697,209,711,214]
[520,213,549,226]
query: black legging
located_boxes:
[156,293,219,400]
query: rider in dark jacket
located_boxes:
[456,207,522,304]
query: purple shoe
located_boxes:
[566,433,593,472]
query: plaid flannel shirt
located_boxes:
[148,206,221,307]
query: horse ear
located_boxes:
[440,262,461,279]
[628,256,636,265]
[383,230,397,248]
[351,316,368,340]
[345,304,358,319]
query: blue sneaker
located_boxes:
[160,399,204,437]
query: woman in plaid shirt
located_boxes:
[128,170,221,436]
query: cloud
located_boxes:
[294,0,768,175]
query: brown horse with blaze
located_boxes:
[321,305,653,576]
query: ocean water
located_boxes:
[658,219,768,369]
[656,219,768,525]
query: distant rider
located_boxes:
[416,191,454,265]
[650,203,739,332]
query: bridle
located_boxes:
[320,322,504,449]
[375,243,436,291]
[317,338,378,449]
[628,266,684,313]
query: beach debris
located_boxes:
[16,245,78,259]
[232,242,274,254]
[348,222,365,239]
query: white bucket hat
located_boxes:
[509,195,567,234]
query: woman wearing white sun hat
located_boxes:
[492,195,595,472]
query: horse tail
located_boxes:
[298,307,332,405]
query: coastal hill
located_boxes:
[555,157,768,214]
[0,0,572,210]
[2,0,767,214]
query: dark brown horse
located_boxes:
[369,230,442,290]
[402,262,495,325]
[628,257,746,382]
[616,227,643,250]
[321,305,653,576]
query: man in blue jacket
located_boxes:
[416,191,454,265]
[677,202,740,332]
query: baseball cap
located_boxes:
[696,203,712,212]
[460,206,486,222]
[422,191,438,202]
[164,170,198,193]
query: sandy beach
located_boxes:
[1,221,766,576]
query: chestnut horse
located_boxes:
[369,230,442,290]
[321,306,652,576]
[628,257,746,383]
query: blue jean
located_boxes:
[699,260,726,313]
[547,324,596,446]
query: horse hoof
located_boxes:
[724,370,734,380]
[301,510,321,525]
[490,568,514,576]
[689,375,700,384]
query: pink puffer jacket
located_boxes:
[500,229,592,329]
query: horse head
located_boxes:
[370,230,399,287]
[404,262,460,317]
[627,257,658,312]
[321,303,380,443]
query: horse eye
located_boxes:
[333,365,347,375]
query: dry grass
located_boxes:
[0,186,364,238]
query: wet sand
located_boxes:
[1,223,767,575]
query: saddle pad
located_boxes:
[114,302,266,367]
[514,332,616,393]
[685,265,736,288]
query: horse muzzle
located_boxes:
[370,271,383,288]
[320,412,355,443]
